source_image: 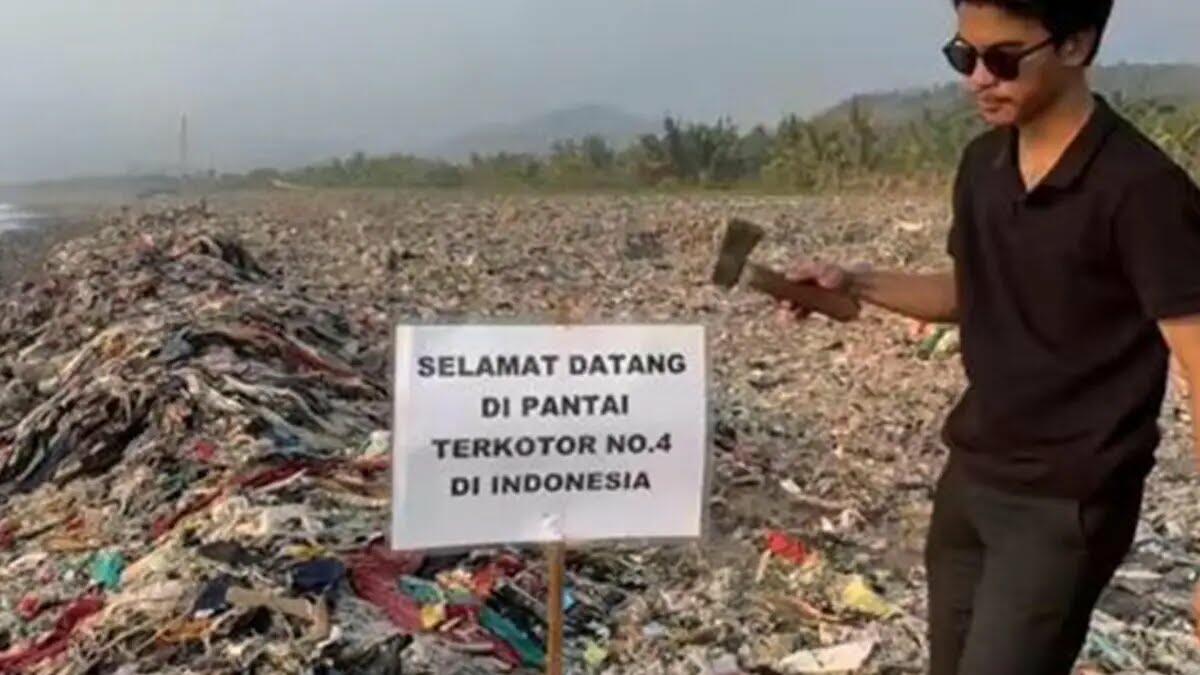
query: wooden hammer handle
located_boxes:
[745,263,861,322]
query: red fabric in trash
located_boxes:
[193,440,218,463]
[0,594,103,673]
[150,490,222,539]
[345,541,425,633]
[441,623,522,668]
[152,460,325,539]
[444,603,480,623]
[241,319,354,378]
[342,546,522,669]
[486,636,524,668]
[236,459,321,489]
[16,595,41,621]
[494,553,525,576]
[471,564,500,598]
[766,530,809,565]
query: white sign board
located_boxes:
[390,323,710,550]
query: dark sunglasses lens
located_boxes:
[982,51,1021,80]
[943,43,976,76]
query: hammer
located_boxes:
[712,218,861,322]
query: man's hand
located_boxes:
[774,259,958,325]
[774,259,863,324]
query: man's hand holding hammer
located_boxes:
[775,261,958,325]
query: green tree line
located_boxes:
[225,97,1200,193]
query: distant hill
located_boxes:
[818,62,1200,126]
[425,64,1199,161]
[426,104,658,160]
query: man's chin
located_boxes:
[977,105,1018,128]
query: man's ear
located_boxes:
[1059,28,1098,67]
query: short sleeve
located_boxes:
[1115,166,1200,319]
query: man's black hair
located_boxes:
[953,0,1115,64]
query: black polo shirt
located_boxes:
[944,94,1200,500]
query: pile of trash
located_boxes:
[1,192,1198,673]
[0,204,635,673]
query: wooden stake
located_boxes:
[546,540,566,675]
[547,305,576,674]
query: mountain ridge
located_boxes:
[817,61,1200,126]
[419,63,1198,160]
[424,103,658,161]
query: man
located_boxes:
[778,1,1200,673]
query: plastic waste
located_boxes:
[840,575,896,618]
[777,638,876,674]
[89,550,125,590]
[479,605,545,668]
[765,530,809,565]
[192,574,234,618]
[291,558,346,595]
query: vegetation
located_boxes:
[226,95,1200,194]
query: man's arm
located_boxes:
[1160,316,1200,467]
[849,269,958,324]
[1110,164,1200,642]
[1161,316,1200,643]
[779,262,957,324]
[780,141,969,326]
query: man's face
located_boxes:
[953,3,1087,126]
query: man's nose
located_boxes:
[967,58,997,91]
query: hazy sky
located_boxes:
[1,1,1197,182]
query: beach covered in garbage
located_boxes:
[0,191,1197,674]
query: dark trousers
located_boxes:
[925,460,1144,675]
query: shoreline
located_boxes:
[0,209,104,288]
[0,182,176,288]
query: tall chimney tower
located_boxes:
[179,114,189,177]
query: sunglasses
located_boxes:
[942,36,1055,81]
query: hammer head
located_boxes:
[712,218,765,288]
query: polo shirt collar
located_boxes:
[992,94,1120,192]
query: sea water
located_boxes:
[0,203,47,232]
